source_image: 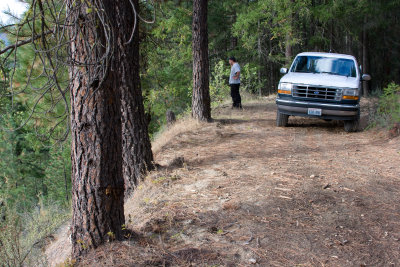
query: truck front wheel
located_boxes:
[276,111,289,127]
[344,115,360,132]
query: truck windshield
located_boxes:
[291,56,357,77]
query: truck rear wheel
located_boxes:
[344,116,360,132]
[276,111,289,127]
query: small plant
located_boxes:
[107,231,116,242]
[77,239,88,249]
[170,174,180,181]
[152,176,168,184]
[170,231,182,240]
[378,83,400,122]
[210,60,230,105]
[369,83,400,129]
[58,258,77,267]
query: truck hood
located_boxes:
[280,72,359,88]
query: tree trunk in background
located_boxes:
[269,37,275,94]
[230,13,238,50]
[121,0,154,197]
[285,0,294,65]
[257,19,262,97]
[285,32,292,66]
[362,16,369,96]
[329,20,334,52]
[192,0,211,121]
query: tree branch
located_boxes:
[0,29,53,56]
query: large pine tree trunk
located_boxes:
[120,0,154,197]
[192,0,211,121]
[67,0,147,258]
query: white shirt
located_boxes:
[229,62,241,84]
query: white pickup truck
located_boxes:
[276,52,371,132]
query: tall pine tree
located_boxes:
[192,0,211,121]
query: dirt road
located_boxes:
[80,97,400,266]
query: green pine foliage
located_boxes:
[43,143,71,205]
[0,51,70,213]
[371,83,400,128]
[141,2,193,136]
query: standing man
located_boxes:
[229,57,242,109]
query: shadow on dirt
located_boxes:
[214,118,274,126]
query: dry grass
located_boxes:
[151,116,204,154]
[46,223,71,267]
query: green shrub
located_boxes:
[241,63,264,95]
[210,60,230,106]
[378,83,400,122]
[370,83,400,128]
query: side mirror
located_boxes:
[280,68,288,74]
[362,74,371,81]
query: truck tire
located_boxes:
[276,111,289,127]
[344,115,360,132]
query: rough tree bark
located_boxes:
[67,0,148,258]
[121,0,154,197]
[192,0,211,122]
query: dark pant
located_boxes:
[230,83,242,108]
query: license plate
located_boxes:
[308,108,322,116]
